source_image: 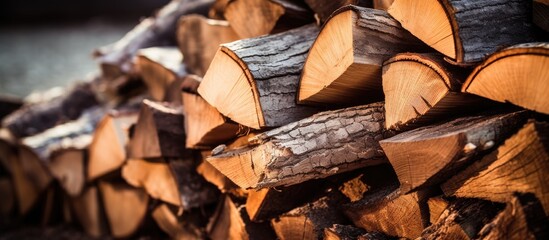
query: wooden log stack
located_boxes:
[1,0,548,238]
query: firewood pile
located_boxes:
[1,0,548,239]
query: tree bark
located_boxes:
[533,0,549,32]
[303,0,373,23]
[198,24,321,129]
[207,102,390,189]
[167,158,220,210]
[379,111,528,193]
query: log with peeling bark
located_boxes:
[442,120,549,215]
[298,6,428,106]
[382,53,489,131]
[246,181,321,222]
[462,43,549,115]
[224,0,314,38]
[48,149,85,197]
[207,102,389,189]
[94,0,214,77]
[2,82,98,138]
[177,15,240,76]
[70,186,109,237]
[98,181,149,238]
[207,195,276,240]
[388,0,535,64]
[379,111,528,193]
[303,0,372,23]
[135,46,186,101]
[198,24,320,129]
[421,198,504,240]
[477,193,549,240]
[182,92,241,149]
[343,185,431,239]
[271,195,349,240]
[87,110,137,181]
[534,0,549,32]
[129,100,187,158]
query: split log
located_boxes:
[246,181,321,222]
[182,92,240,149]
[303,0,373,23]
[129,99,186,158]
[379,111,528,192]
[343,185,430,239]
[298,6,427,106]
[168,158,220,209]
[0,95,23,121]
[17,146,52,200]
[271,196,349,240]
[70,186,109,237]
[427,197,449,225]
[373,0,394,10]
[207,102,389,189]
[198,24,320,129]
[223,0,314,38]
[152,203,207,239]
[382,53,488,131]
[534,0,549,32]
[442,120,549,215]
[207,195,276,240]
[177,15,240,76]
[324,224,366,240]
[388,0,535,64]
[421,198,504,240]
[477,193,549,240]
[197,158,242,194]
[5,145,40,216]
[208,0,230,19]
[135,46,186,101]
[88,111,138,181]
[462,43,549,115]
[164,75,202,105]
[98,181,149,238]
[93,0,214,77]
[48,149,85,197]
[2,82,98,138]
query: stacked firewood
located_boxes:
[1,0,548,239]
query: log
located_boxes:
[182,92,241,149]
[17,146,52,200]
[388,0,535,64]
[0,177,15,225]
[462,43,549,115]
[343,185,430,239]
[323,224,366,240]
[208,0,230,19]
[135,46,186,101]
[48,149,85,197]
[87,111,138,181]
[477,193,549,240]
[0,95,23,122]
[442,120,549,216]
[93,0,214,77]
[197,158,243,195]
[421,198,504,240]
[98,181,149,238]
[70,186,109,237]
[129,99,187,158]
[298,6,428,106]
[177,15,240,76]
[2,82,98,138]
[224,0,314,38]
[168,158,219,209]
[207,195,276,240]
[5,144,40,216]
[271,196,349,240]
[198,24,320,129]
[207,102,389,189]
[246,181,321,222]
[379,111,528,192]
[303,0,373,23]
[427,197,449,225]
[373,0,394,10]
[534,0,549,32]
[152,203,207,239]
[382,53,489,131]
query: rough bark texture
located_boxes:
[303,0,373,23]
[379,111,528,192]
[442,120,549,216]
[421,198,505,240]
[2,82,98,138]
[477,193,549,240]
[224,0,314,38]
[168,158,219,210]
[94,0,213,77]
[199,24,321,129]
[207,102,390,189]
[533,0,549,32]
[129,100,187,158]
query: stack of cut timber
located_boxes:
[1,0,548,238]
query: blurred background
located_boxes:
[0,0,170,97]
